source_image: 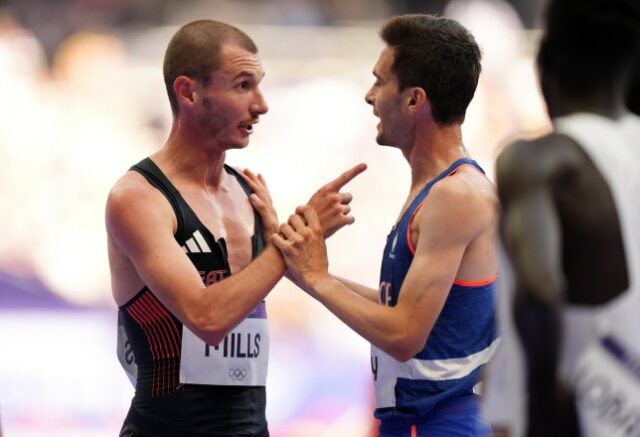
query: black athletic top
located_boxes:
[117,158,268,437]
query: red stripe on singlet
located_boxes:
[127,303,162,396]
[410,424,417,437]
[137,296,173,396]
[143,294,183,392]
[129,302,166,396]
[139,293,181,394]
[131,299,168,396]
[143,294,181,353]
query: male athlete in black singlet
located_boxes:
[106,20,365,436]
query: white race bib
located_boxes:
[179,318,269,386]
[117,317,138,386]
[574,336,640,437]
[372,344,398,408]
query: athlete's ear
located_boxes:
[174,76,197,109]
[406,87,427,116]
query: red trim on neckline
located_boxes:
[406,202,425,255]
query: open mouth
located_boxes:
[239,123,254,135]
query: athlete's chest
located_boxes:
[180,186,255,273]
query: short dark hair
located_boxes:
[163,20,258,115]
[538,0,640,95]
[380,14,481,125]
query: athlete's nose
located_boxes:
[365,87,375,106]
[252,88,269,116]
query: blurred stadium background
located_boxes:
[0,0,549,435]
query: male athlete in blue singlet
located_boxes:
[106,20,365,437]
[271,15,499,436]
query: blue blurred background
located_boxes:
[0,0,549,435]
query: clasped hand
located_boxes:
[244,163,366,240]
[243,163,366,291]
[272,205,329,293]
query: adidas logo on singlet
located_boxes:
[181,230,212,253]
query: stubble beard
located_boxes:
[199,97,234,146]
[375,124,395,147]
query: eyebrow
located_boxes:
[234,70,266,80]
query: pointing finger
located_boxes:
[322,163,367,192]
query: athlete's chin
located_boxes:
[376,134,395,147]
[223,137,251,150]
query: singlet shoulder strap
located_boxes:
[223,165,265,257]
[407,158,484,213]
[401,157,486,239]
[439,158,484,179]
[129,157,186,238]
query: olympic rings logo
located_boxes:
[228,368,248,380]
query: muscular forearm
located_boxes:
[334,276,380,303]
[190,245,286,344]
[311,275,418,361]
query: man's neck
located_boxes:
[551,83,628,120]
[405,121,469,190]
[153,121,227,189]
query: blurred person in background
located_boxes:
[627,58,640,116]
[494,0,640,435]
[106,19,365,436]
[271,14,499,436]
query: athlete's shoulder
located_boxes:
[434,165,497,213]
[425,169,498,235]
[107,171,163,215]
[497,133,587,195]
[106,170,175,243]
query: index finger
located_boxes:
[322,163,367,192]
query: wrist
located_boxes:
[305,273,335,301]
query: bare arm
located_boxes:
[497,142,565,304]
[107,164,367,346]
[106,181,285,346]
[334,276,380,303]
[273,179,489,361]
[496,138,578,436]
